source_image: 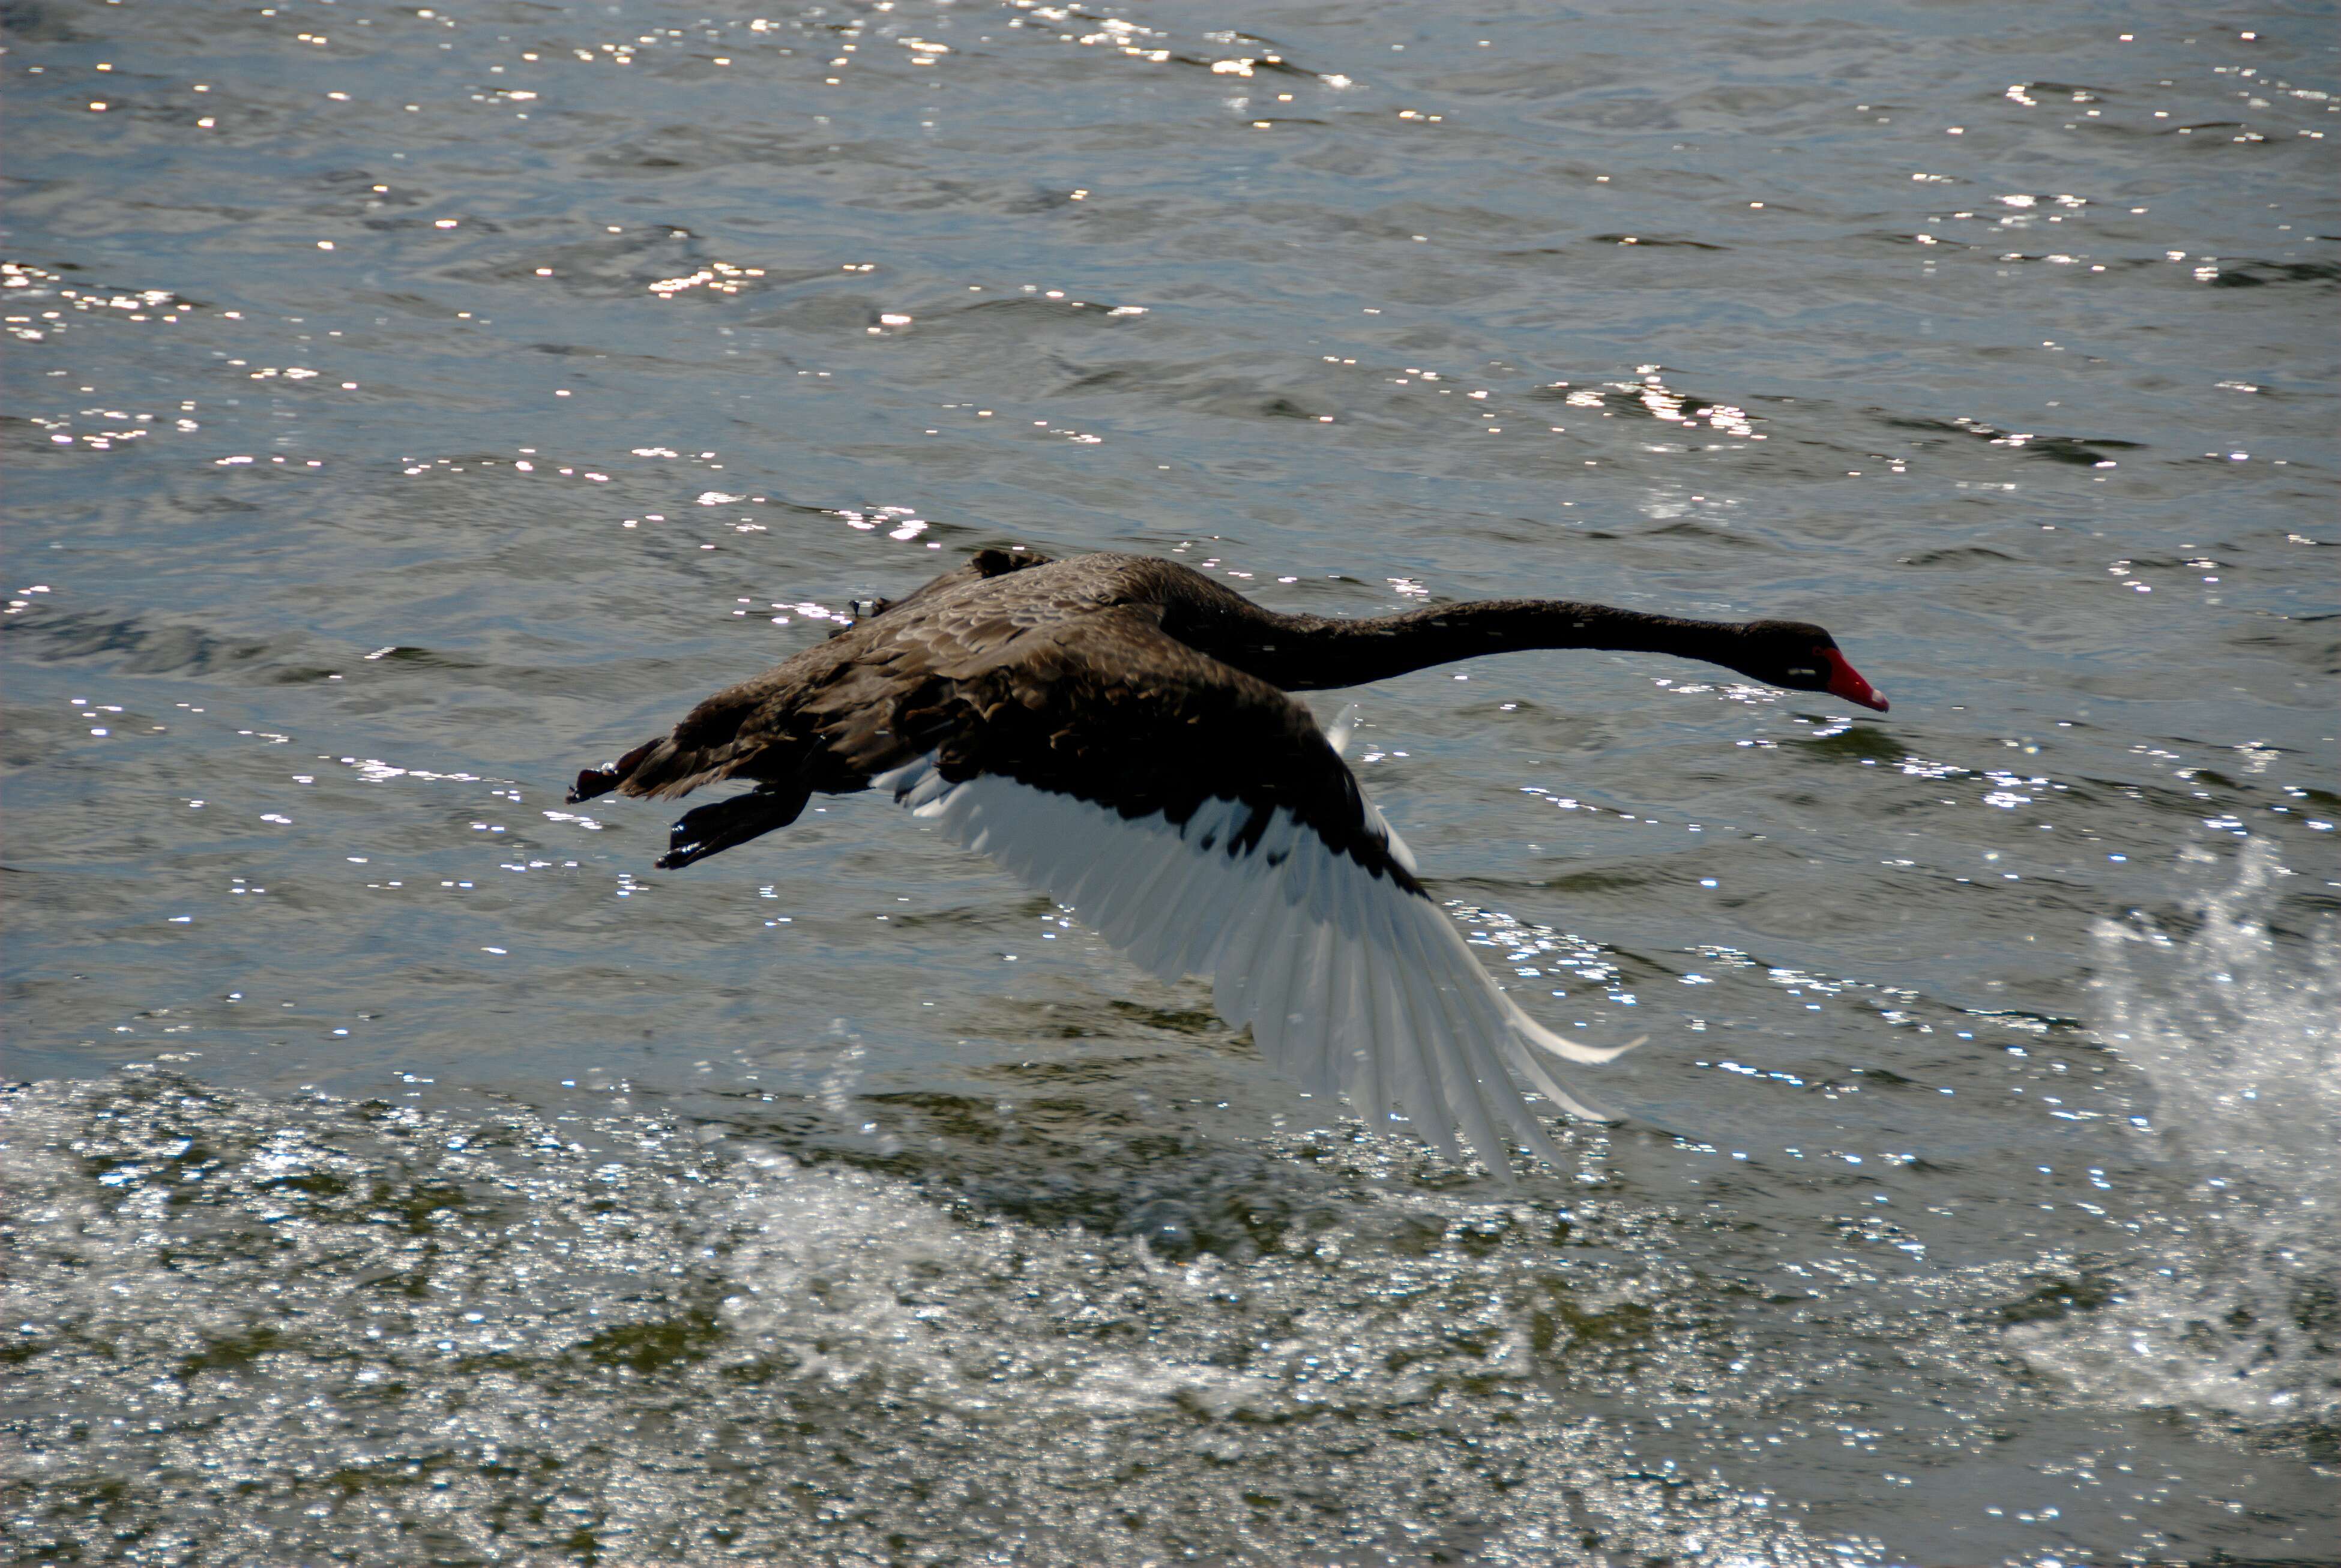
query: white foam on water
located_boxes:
[704,1147,1262,1420]
[0,1077,1858,1566]
[2016,844,2340,1431]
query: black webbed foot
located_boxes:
[654,784,812,870]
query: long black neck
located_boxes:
[1186,598,1750,692]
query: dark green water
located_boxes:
[4,1,2335,1563]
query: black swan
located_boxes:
[570,548,1887,1169]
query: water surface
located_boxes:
[4,0,2336,1563]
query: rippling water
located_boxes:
[4,0,2336,1562]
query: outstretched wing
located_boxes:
[872,607,1633,1172]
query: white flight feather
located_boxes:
[1326,703,1360,757]
[872,757,1634,1171]
[1324,706,1419,878]
[1288,921,1337,1099]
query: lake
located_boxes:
[4,0,2334,1562]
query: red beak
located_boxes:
[1822,648,1889,712]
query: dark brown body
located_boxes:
[571,548,1882,871]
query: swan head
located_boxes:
[1735,620,1890,712]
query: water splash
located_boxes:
[2019,844,2340,1449]
[0,1073,1858,1566]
